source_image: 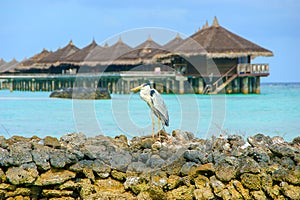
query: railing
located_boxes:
[237,63,269,75]
[213,65,236,89]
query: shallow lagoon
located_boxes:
[0,83,299,141]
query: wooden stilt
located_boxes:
[241,77,249,94]
[255,77,260,94]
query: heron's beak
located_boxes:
[131,85,143,93]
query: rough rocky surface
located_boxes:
[49,87,111,99]
[0,130,299,199]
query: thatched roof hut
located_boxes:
[0,58,6,67]
[0,58,19,73]
[38,40,80,65]
[116,36,164,64]
[83,38,133,66]
[64,39,101,64]
[182,17,274,58]
[17,48,51,70]
[163,33,184,52]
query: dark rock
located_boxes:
[272,168,300,185]
[92,159,111,174]
[291,136,300,147]
[183,150,207,164]
[50,87,111,100]
[146,154,165,169]
[127,161,147,173]
[227,134,245,148]
[6,163,39,185]
[50,150,77,168]
[138,150,151,163]
[31,144,51,171]
[246,147,270,165]
[8,144,33,166]
[0,147,9,166]
[269,144,299,158]
[247,133,272,149]
[238,157,261,174]
[110,150,132,172]
[180,162,197,176]
[81,144,110,161]
[69,160,93,172]
[281,156,295,170]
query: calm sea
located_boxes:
[0,83,299,141]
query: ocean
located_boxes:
[0,83,299,141]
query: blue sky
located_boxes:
[0,0,299,82]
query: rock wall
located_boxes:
[0,131,299,200]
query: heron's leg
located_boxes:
[158,117,161,140]
[158,117,161,131]
[151,111,155,139]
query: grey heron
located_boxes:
[131,83,169,138]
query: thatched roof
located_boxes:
[163,33,183,52]
[82,38,133,66]
[0,58,19,73]
[184,16,274,58]
[64,39,101,63]
[19,48,51,67]
[38,40,80,64]
[115,36,164,64]
[0,58,6,66]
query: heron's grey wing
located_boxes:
[150,89,169,126]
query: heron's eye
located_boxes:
[143,83,150,87]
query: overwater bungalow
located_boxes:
[0,17,273,94]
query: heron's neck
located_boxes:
[140,88,151,105]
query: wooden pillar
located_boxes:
[226,82,233,94]
[52,80,55,91]
[9,79,13,92]
[31,79,35,92]
[198,78,204,94]
[241,77,249,94]
[255,77,260,94]
[112,81,115,93]
[166,80,170,94]
[232,78,239,93]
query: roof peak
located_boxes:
[69,39,74,46]
[212,16,219,27]
[147,35,153,41]
[175,33,182,39]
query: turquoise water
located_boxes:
[0,83,299,141]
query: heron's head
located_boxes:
[130,83,150,93]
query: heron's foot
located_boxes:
[156,129,170,143]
